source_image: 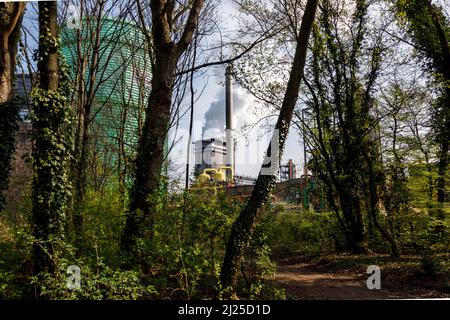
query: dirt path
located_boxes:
[270,256,450,299]
[271,263,396,299]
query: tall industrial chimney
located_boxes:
[225,65,234,176]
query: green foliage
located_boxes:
[0,227,32,299]
[304,0,388,253]
[395,0,450,80]
[394,0,450,215]
[431,93,450,148]
[238,205,283,299]
[80,185,127,265]
[31,87,72,216]
[262,202,449,258]
[0,271,17,299]
[0,222,156,300]
[239,208,274,278]
[247,280,286,300]
[0,98,21,210]
[266,206,340,257]
[118,187,281,299]
[390,162,450,251]
[419,256,440,276]
[2,0,450,301]
[142,189,238,299]
[33,259,157,300]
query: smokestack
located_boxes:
[225,65,234,175]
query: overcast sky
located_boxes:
[170,0,304,182]
[20,0,306,182]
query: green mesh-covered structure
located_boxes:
[60,18,152,174]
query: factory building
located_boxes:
[194,138,227,174]
[194,66,235,178]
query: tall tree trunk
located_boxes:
[436,130,449,205]
[72,109,90,249]
[32,1,69,275]
[186,33,197,190]
[0,2,25,101]
[0,2,26,209]
[426,0,450,206]
[122,47,176,263]
[37,2,59,92]
[307,0,370,254]
[122,0,205,267]
[365,153,400,257]
[435,90,449,207]
[219,0,319,299]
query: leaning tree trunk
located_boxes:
[219,0,319,299]
[32,1,70,276]
[0,2,26,209]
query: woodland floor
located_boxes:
[270,254,450,299]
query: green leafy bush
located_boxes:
[419,256,440,276]
[80,185,127,266]
[143,189,238,299]
[33,259,157,300]
[266,206,340,257]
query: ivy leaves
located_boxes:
[0,98,20,210]
[31,86,72,235]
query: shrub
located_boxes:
[33,259,157,300]
[144,189,239,299]
[267,207,339,257]
[419,256,440,276]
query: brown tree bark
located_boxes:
[32,0,61,275]
[0,2,26,207]
[122,0,205,266]
[37,3,59,92]
[436,127,449,204]
[219,0,319,299]
[0,2,25,102]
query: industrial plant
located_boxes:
[192,66,320,210]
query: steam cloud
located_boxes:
[202,88,251,139]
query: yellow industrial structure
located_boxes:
[197,166,234,186]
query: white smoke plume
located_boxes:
[202,87,253,139]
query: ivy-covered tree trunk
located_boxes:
[32,1,71,275]
[305,0,401,255]
[363,150,401,257]
[396,0,450,207]
[0,2,26,209]
[435,93,449,207]
[122,0,205,267]
[219,0,318,299]
[427,1,450,207]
